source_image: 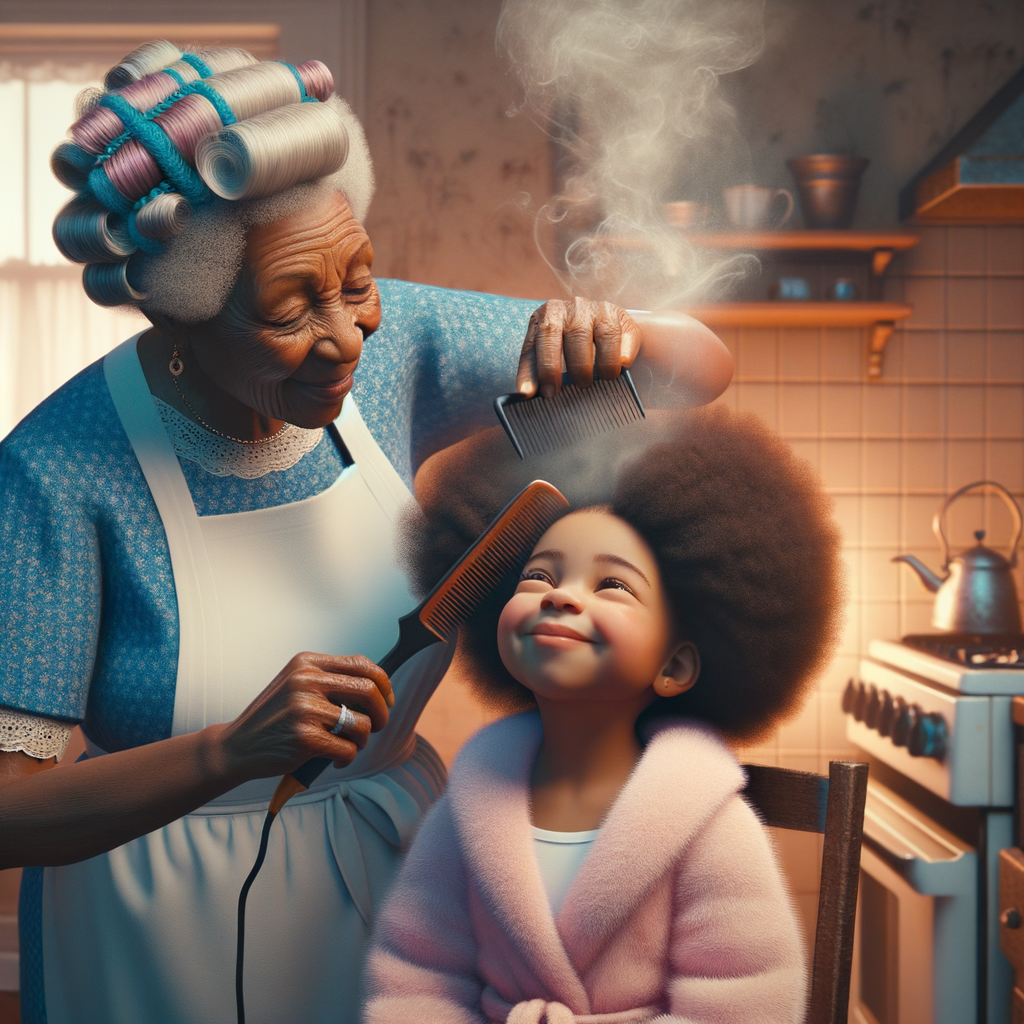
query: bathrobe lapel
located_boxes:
[446,713,745,1009]
[448,712,591,1012]
[557,721,745,975]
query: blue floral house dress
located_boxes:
[0,280,536,1024]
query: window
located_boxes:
[0,23,280,438]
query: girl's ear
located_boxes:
[654,642,700,698]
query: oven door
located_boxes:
[850,780,977,1024]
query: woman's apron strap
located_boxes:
[103,336,223,732]
[334,395,412,518]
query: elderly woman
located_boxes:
[0,42,731,1024]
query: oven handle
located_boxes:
[863,782,976,897]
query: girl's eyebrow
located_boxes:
[526,548,563,562]
[595,554,651,587]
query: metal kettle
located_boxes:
[893,480,1023,635]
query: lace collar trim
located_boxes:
[153,397,324,479]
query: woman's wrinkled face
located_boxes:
[497,509,688,703]
[191,190,381,428]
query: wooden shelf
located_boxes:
[685,302,914,380]
[683,230,919,252]
[683,231,919,276]
[599,230,919,378]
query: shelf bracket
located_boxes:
[868,321,895,381]
[871,248,895,277]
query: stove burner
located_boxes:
[901,633,1024,667]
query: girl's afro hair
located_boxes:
[403,405,845,742]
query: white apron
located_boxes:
[39,337,454,1024]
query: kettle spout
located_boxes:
[892,554,946,593]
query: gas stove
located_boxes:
[902,634,1024,669]
[844,635,1024,1024]
[844,637,1024,805]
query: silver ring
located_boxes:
[331,704,357,736]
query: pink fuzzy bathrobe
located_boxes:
[364,712,806,1024]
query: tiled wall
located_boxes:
[720,224,1024,948]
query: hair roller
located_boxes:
[83,261,147,306]
[71,71,181,154]
[53,196,135,263]
[134,192,191,239]
[196,101,348,201]
[203,61,302,122]
[103,138,163,200]
[196,48,259,74]
[104,40,182,90]
[71,46,260,155]
[50,142,96,190]
[294,60,334,101]
[74,87,103,119]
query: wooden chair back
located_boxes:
[742,760,869,1024]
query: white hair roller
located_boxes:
[104,40,182,90]
[74,86,103,118]
[208,61,303,122]
[196,102,348,201]
[135,192,192,239]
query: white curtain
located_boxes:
[0,272,144,438]
[0,62,144,440]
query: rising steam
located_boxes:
[497,0,765,309]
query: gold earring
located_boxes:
[169,345,184,377]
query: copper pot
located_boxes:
[787,154,869,229]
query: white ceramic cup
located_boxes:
[723,185,794,229]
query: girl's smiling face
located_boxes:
[497,509,698,704]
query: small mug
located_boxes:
[830,278,858,301]
[723,185,794,230]
[664,200,708,229]
[771,277,812,301]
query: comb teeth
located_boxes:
[498,372,645,459]
[421,482,569,639]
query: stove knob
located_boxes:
[853,682,869,723]
[841,679,857,715]
[865,686,882,729]
[890,698,913,748]
[877,690,896,737]
[909,712,948,761]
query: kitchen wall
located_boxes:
[716,224,1024,946]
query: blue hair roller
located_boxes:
[280,63,317,102]
[88,167,132,216]
[98,94,212,204]
[179,52,213,78]
[163,66,186,89]
[184,81,237,126]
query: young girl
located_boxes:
[364,406,843,1024]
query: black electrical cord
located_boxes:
[236,808,277,1024]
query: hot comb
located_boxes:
[271,479,570,808]
[494,369,645,460]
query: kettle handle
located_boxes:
[933,480,1023,569]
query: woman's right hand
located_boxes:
[216,652,395,781]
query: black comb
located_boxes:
[494,370,646,459]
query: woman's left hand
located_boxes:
[516,298,641,399]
